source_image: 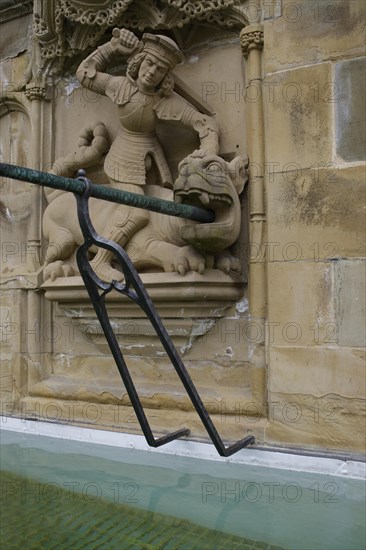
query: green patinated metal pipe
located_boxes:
[0,163,214,223]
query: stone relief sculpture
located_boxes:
[42,29,248,282]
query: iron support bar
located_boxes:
[0,163,214,223]
[74,177,254,456]
[1,162,255,456]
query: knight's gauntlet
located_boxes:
[77,43,115,81]
[193,114,220,155]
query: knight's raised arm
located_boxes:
[76,28,141,94]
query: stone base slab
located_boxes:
[11,396,265,446]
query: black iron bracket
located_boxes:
[75,175,255,457]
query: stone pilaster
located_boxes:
[240,24,267,409]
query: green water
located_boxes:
[0,430,365,549]
[0,470,282,550]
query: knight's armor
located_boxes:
[76,37,220,188]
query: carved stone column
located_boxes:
[240,24,267,407]
[24,14,51,274]
[24,83,48,273]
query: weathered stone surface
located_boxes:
[18,395,267,445]
[30,356,253,411]
[265,392,366,452]
[184,317,250,361]
[266,166,366,260]
[45,272,244,358]
[268,347,365,399]
[0,13,32,61]
[264,0,366,72]
[335,56,366,162]
[0,110,32,276]
[175,42,246,157]
[265,63,333,168]
[267,261,335,347]
[335,260,366,348]
[0,359,13,401]
[0,291,24,352]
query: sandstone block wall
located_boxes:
[263,0,365,451]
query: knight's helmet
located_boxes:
[141,34,184,70]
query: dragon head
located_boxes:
[174,151,248,253]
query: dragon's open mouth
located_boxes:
[175,188,232,209]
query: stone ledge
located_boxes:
[0,271,43,289]
[42,270,245,305]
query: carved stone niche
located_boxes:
[40,24,249,364]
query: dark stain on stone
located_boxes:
[289,100,311,147]
[278,169,365,232]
